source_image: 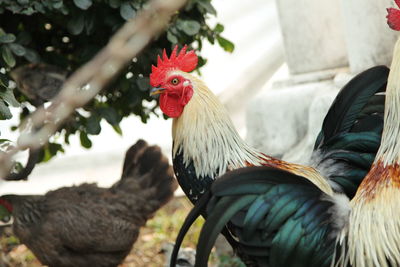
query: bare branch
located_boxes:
[0,0,187,179]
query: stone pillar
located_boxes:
[246,0,399,162]
[340,0,399,73]
[275,0,348,74]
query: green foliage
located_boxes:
[0,0,233,163]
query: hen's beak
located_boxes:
[150,87,166,96]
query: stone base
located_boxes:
[245,69,353,164]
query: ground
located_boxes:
[0,197,244,267]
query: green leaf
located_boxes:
[197,1,217,15]
[207,34,215,44]
[16,31,31,45]
[60,5,69,15]
[167,31,178,43]
[48,143,64,156]
[0,34,16,44]
[73,0,93,10]
[0,100,12,120]
[112,124,123,136]
[136,77,150,91]
[67,14,85,35]
[79,131,92,148]
[169,26,178,35]
[177,20,201,36]
[0,73,7,87]
[41,147,52,162]
[86,115,101,135]
[99,107,120,125]
[33,2,45,13]
[131,2,141,9]
[1,46,16,67]
[52,0,63,9]
[8,5,22,13]
[84,13,96,35]
[120,2,136,20]
[0,88,20,107]
[17,0,29,4]
[8,43,26,56]
[21,7,35,15]
[214,23,224,33]
[217,36,235,53]
[23,48,40,63]
[184,1,196,11]
[109,0,121,8]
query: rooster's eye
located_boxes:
[171,78,179,85]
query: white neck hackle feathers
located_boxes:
[334,37,400,267]
[376,38,400,166]
[171,70,334,195]
[172,71,265,178]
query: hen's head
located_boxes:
[387,0,400,30]
[149,45,198,118]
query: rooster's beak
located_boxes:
[150,87,165,97]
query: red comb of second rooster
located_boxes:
[387,0,400,30]
[150,45,198,87]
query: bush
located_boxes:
[0,0,233,163]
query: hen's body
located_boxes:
[2,140,177,267]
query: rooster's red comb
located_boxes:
[387,0,400,31]
[150,45,198,87]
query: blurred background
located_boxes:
[1,0,398,195]
[1,0,283,195]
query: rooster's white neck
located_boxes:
[171,72,263,179]
[376,38,400,166]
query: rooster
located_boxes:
[149,46,387,201]
[0,140,177,267]
[150,46,387,203]
[163,8,400,267]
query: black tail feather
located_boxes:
[315,66,388,148]
[171,191,210,267]
[312,66,389,197]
